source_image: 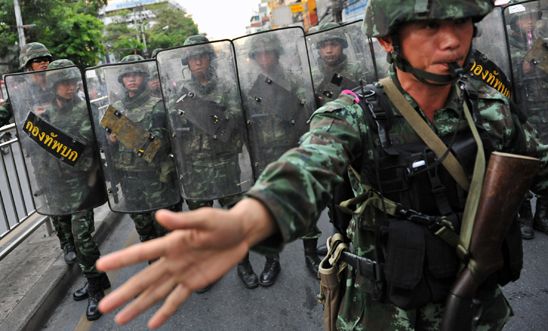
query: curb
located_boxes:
[0,205,124,331]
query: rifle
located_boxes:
[441,152,540,331]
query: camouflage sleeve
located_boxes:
[474,81,548,194]
[0,99,13,127]
[246,94,366,246]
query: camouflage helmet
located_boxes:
[315,22,348,48]
[46,59,80,87]
[181,35,216,65]
[247,33,284,59]
[151,48,163,58]
[117,54,149,84]
[507,3,540,31]
[19,42,53,69]
[363,0,494,38]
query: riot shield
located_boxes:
[467,6,513,98]
[156,40,253,201]
[233,28,316,177]
[4,67,107,215]
[84,59,181,212]
[505,0,548,141]
[306,20,376,105]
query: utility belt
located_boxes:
[320,199,464,313]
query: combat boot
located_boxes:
[73,273,111,301]
[63,244,77,265]
[533,197,548,235]
[303,239,321,279]
[86,276,105,321]
[259,255,281,287]
[519,200,535,240]
[237,253,259,289]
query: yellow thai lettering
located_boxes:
[473,64,483,76]
[44,134,54,147]
[60,145,71,158]
[31,127,40,136]
[25,121,34,131]
[68,150,78,161]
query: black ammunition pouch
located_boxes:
[382,219,459,309]
[497,218,523,285]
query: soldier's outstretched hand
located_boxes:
[96,198,276,329]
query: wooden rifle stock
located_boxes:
[441,152,540,331]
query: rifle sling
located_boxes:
[378,78,485,258]
[379,77,470,191]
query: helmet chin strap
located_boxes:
[388,34,467,86]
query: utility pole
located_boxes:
[13,0,26,49]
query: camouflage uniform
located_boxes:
[507,3,548,237]
[111,55,178,242]
[9,43,78,264]
[175,36,244,210]
[44,60,110,321]
[0,42,53,127]
[310,22,366,100]
[246,1,548,329]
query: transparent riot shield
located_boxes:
[306,20,377,105]
[84,59,181,212]
[5,67,107,215]
[156,40,253,201]
[233,28,316,178]
[464,6,513,98]
[505,0,548,141]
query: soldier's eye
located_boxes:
[424,21,440,29]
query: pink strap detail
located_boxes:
[340,89,359,103]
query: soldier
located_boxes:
[310,22,366,106]
[507,3,548,238]
[43,59,110,321]
[2,43,78,265]
[174,35,246,291]
[97,1,548,330]
[237,32,320,286]
[108,54,179,243]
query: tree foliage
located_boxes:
[105,4,199,60]
[0,0,105,71]
[146,6,199,53]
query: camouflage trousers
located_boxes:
[51,210,105,279]
[130,203,181,242]
[185,193,243,210]
[335,269,512,331]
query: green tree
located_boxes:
[146,6,199,53]
[0,0,105,71]
[103,9,145,60]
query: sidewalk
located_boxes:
[0,204,123,331]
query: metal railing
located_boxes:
[0,123,46,261]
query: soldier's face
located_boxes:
[122,73,145,92]
[188,53,211,77]
[56,80,78,101]
[29,57,50,72]
[516,16,535,33]
[383,18,474,76]
[319,40,343,66]
[254,50,278,72]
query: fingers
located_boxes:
[148,284,192,329]
[155,208,219,230]
[115,274,177,325]
[96,237,167,271]
[99,259,166,314]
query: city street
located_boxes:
[40,210,548,331]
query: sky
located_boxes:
[174,0,260,40]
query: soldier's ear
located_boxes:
[377,36,394,53]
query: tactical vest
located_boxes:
[347,83,523,309]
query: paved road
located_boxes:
[41,210,548,331]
